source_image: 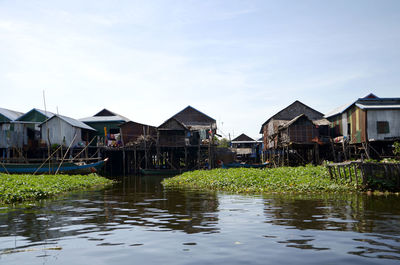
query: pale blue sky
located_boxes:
[1,0,399,139]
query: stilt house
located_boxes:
[230,133,261,163]
[80,109,130,146]
[156,106,217,170]
[259,101,330,165]
[40,115,96,147]
[325,94,400,157]
[15,108,55,150]
[157,106,217,147]
[0,108,24,159]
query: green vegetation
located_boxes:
[394,142,400,156]
[162,166,359,193]
[215,137,230,148]
[0,174,114,204]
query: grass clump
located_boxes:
[0,173,114,204]
[162,165,358,193]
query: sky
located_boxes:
[1,0,400,139]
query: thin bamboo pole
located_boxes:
[32,145,62,175]
[55,133,77,175]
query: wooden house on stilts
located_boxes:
[156,106,217,171]
[80,109,130,147]
[260,101,330,166]
[230,133,262,163]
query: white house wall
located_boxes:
[341,113,348,137]
[367,109,400,140]
[41,118,82,146]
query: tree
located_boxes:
[216,137,230,148]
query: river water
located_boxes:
[1,176,400,265]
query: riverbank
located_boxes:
[0,173,114,204]
[162,166,359,193]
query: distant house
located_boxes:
[39,115,96,147]
[325,94,400,156]
[80,109,130,146]
[0,108,24,157]
[157,106,217,147]
[14,108,55,150]
[230,133,261,162]
[119,121,157,146]
[259,101,330,164]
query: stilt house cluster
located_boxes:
[259,94,400,165]
[0,105,217,175]
[1,92,399,174]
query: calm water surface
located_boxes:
[1,176,400,265]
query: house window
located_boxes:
[377,121,390,134]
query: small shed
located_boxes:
[40,115,96,147]
[157,118,188,147]
[119,121,157,146]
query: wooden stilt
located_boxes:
[328,166,333,180]
[122,149,126,176]
[354,163,359,188]
[348,165,352,182]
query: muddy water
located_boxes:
[0,176,399,264]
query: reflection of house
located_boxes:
[119,121,157,146]
[40,115,96,147]
[157,106,217,147]
[260,101,330,165]
[80,109,130,146]
[230,133,261,162]
[0,108,24,159]
[325,94,400,157]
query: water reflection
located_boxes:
[1,177,400,264]
[263,193,400,260]
[0,176,220,252]
[263,193,400,234]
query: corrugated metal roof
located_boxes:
[35,109,55,118]
[79,115,130,123]
[0,107,23,121]
[232,133,255,142]
[279,114,306,129]
[313,118,330,126]
[16,108,55,121]
[355,103,400,110]
[40,115,96,131]
[279,114,330,130]
[324,102,354,118]
[325,95,400,118]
